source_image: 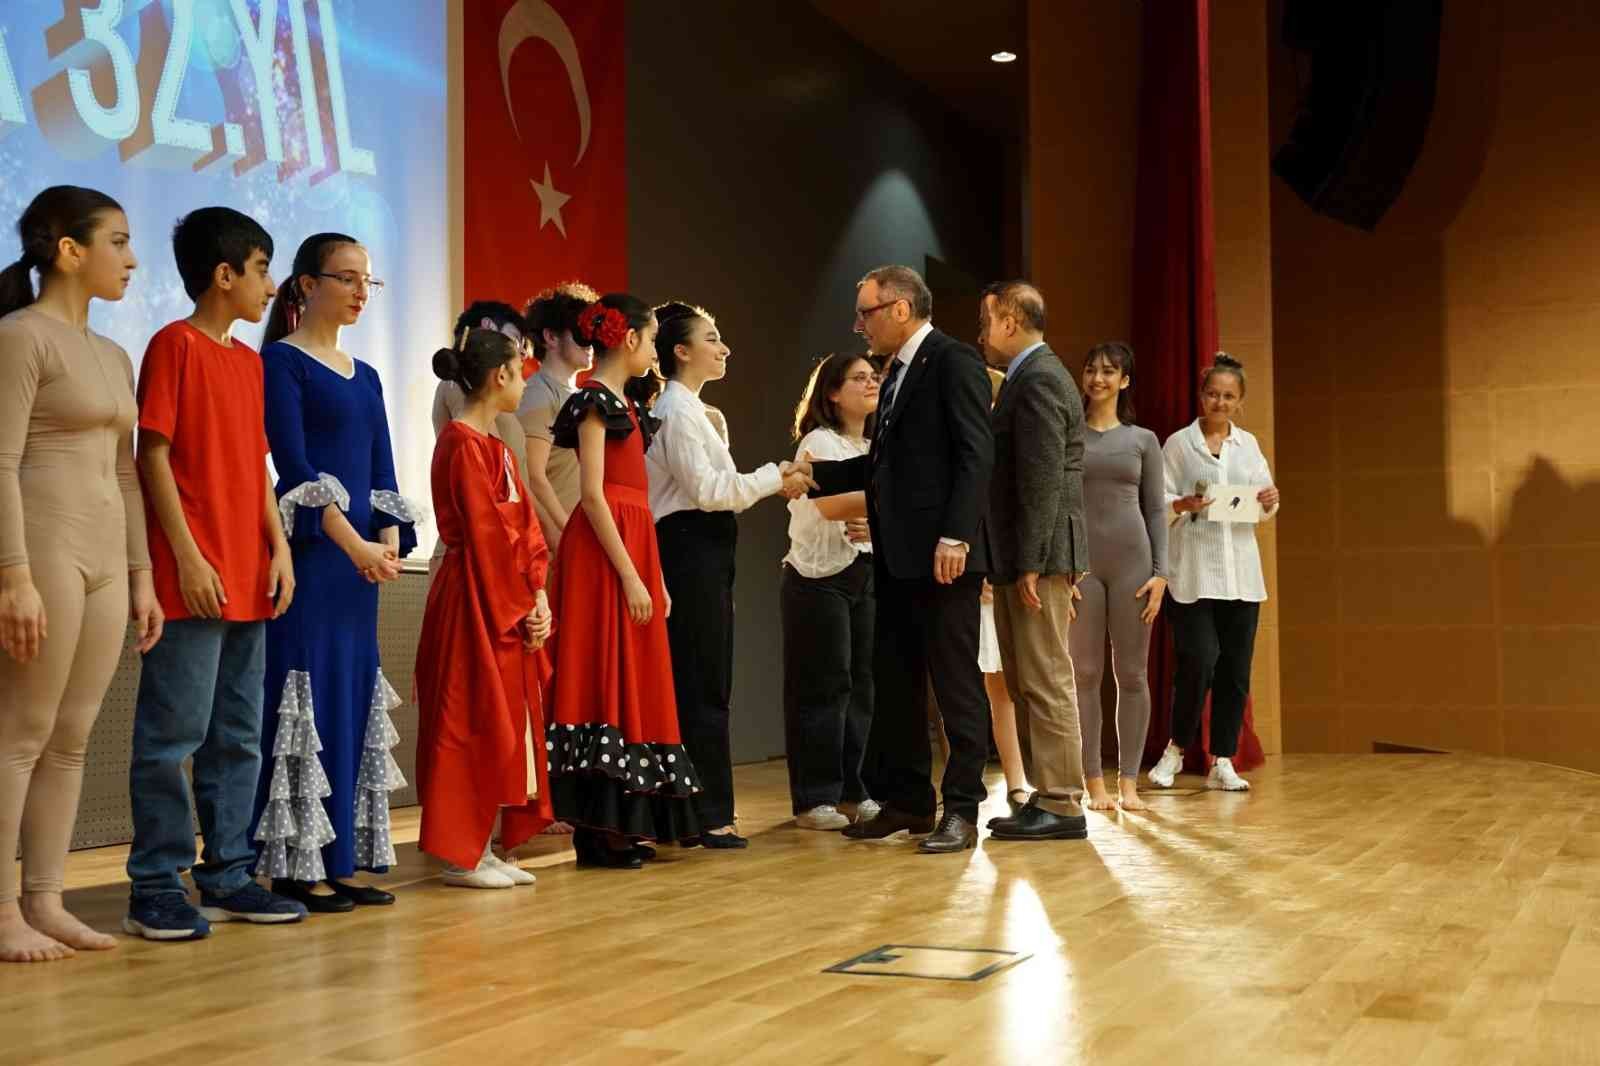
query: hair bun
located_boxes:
[1213,351,1243,369]
[432,346,461,383]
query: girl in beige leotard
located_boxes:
[0,187,163,963]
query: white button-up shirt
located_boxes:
[1162,419,1278,604]
[646,380,782,520]
[880,320,933,416]
[784,427,872,578]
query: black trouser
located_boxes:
[1167,597,1260,758]
[780,557,875,814]
[869,567,990,825]
[657,510,738,829]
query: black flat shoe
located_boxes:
[693,831,748,850]
[326,880,395,906]
[631,843,658,862]
[271,878,355,913]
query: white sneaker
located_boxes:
[1206,757,1250,792]
[487,854,537,885]
[441,860,515,889]
[1149,743,1184,789]
[796,805,850,831]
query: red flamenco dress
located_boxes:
[415,421,553,869]
[546,383,702,842]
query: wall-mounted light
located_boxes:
[990,51,1017,64]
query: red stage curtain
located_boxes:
[464,0,628,313]
[1129,0,1264,774]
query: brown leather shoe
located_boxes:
[917,813,977,854]
[841,807,936,839]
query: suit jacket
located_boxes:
[987,344,1088,585]
[810,327,993,581]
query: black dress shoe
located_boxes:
[573,828,644,869]
[987,802,1089,841]
[841,808,937,839]
[686,831,748,850]
[326,880,395,906]
[631,843,658,862]
[272,878,355,913]
[917,813,977,853]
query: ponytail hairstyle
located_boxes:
[1083,341,1138,424]
[1201,350,1247,398]
[451,300,523,350]
[524,280,599,358]
[794,352,877,441]
[432,327,519,396]
[261,231,358,346]
[0,185,123,320]
[651,300,711,381]
[572,292,653,353]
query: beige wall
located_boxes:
[1272,2,1600,767]
[1030,0,1281,754]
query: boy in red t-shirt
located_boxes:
[125,208,307,940]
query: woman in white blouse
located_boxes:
[645,302,813,848]
[1149,353,1281,793]
[781,354,880,831]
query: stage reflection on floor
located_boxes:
[6,754,1600,1066]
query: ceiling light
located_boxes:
[991,51,1017,64]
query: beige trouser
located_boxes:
[993,576,1085,817]
[0,559,129,903]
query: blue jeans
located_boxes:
[127,619,266,899]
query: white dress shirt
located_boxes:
[1162,419,1278,604]
[784,427,872,578]
[880,320,934,416]
[646,379,782,520]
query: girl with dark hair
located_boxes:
[781,354,880,830]
[428,301,529,574]
[250,234,422,910]
[644,302,815,848]
[518,281,597,558]
[544,295,701,868]
[0,186,161,961]
[415,329,554,888]
[1070,342,1168,811]
[1151,352,1279,793]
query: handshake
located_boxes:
[778,459,819,500]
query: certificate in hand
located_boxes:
[1203,485,1263,523]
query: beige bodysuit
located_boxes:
[0,305,150,904]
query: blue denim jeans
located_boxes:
[127,619,266,899]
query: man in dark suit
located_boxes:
[807,265,994,853]
[978,281,1090,841]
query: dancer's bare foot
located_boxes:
[20,893,115,951]
[541,820,574,835]
[1085,778,1118,811]
[1118,778,1148,812]
[0,901,74,962]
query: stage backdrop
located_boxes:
[462,0,626,312]
[0,0,448,551]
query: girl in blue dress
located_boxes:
[250,233,421,912]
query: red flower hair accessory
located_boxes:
[580,304,631,350]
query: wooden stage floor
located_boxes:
[5,754,1600,1065]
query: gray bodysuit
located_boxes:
[1069,422,1169,778]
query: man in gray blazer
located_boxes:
[979,281,1090,841]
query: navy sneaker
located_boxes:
[123,892,211,941]
[198,882,308,925]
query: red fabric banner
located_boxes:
[463,0,627,310]
[1130,0,1264,774]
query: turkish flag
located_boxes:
[463,0,626,309]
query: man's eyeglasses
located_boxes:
[853,298,903,325]
[315,272,385,296]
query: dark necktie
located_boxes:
[880,359,905,415]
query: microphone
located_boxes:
[1191,479,1209,523]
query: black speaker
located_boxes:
[1272,1,1443,231]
